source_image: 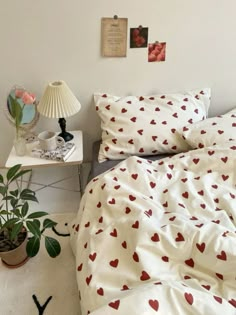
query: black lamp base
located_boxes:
[58,118,74,142]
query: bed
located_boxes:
[70,88,236,314]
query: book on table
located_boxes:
[31,142,76,162]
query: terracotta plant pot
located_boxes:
[0,231,29,268]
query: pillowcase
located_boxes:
[181,108,236,149]
[94,88,211,162]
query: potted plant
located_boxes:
[0,164,61,268]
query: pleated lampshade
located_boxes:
[37,80,81,118]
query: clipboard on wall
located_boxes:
[101,16,128,57]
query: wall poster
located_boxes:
[101,17,128,57]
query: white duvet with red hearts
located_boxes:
[70,142,236,315]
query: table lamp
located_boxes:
[37,80,81,142]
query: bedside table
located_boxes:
[5,130,83,192]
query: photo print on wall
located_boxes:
[148,41,166,62]
[130,26,148,48]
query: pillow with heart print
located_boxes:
[180,107,236,149]
[94,88,211,162]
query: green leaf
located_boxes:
[10,222,23,240]
[43,218,57,229]
[2,218,19,229]
[6,164,21,181]
[45,236,61,258]
[26,236,40,257]
[9,189,19,197]
[20,194,38,203]
[0,210,11,215]
[10,169,32,183]
[11,208,21,218]
[27,211,48,219]
[21,202,29,217]
[0,174,3,184]
[26,220,41,238]
[0,186,7,196]
[33,219,40,230]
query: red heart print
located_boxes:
[213,296,222,304]
[137,129,143,135]
[105,104,110,110]
[85,221,90,228]
[130,117,137,122]
[212,184,218,189]
[139,107,145,111]
[167,101,173,105]
[150,119,156,125]
[173,112,178,118]
[198,190,204,196]
[221,157,228,163]
[216,273,223,280]
[162,256,169,262]
[139,96,144,101]
[167,173,172,179]
[109,198,116,204]
[140,270,150,281]
[185,258,194,268]
[132,221,139,229]
[89,253,97,261]
[193,158,199,164]
[121,108,127,113]
[125,207,131,214]
[114,185,120,190]
[109,300,120,310]
[175,232,185,242]
[208,150,215,155]
[196,242,205,253]
[155,107,160,111]
[122,241,127,248]
[163,201,168,208]
[97,288,104,296]
[97,202,101,208]
[171,128,176,133]
[228,299,236,308]
[120,168,126,172]
[139,148,144,153]
[102,94,107,97]
[110,117,115,122]
[217,250,227,261]
[183,98,188,101]
[75,224,79,232]
[112,138,117,144]
[149,299,159,311]
[222,175,229,181]
[110,259,119,267]
[132,173,138,180]
[162,121,167,125]
[127,101,132,104]
[184,292,194,305]
[163,139,168,145]
[182,192,189,199]
[181,178,188,183]
[129,195,136,201]
[160,95,166,98]
[152,136,157,141]
[218,130,224,134]
[118,128,123,132]
[77,263,83,271]
[188,119,193,124]
[86,275,92,285]
[128,139,134,144]
[181,105,186,110]
[96,229,103,234]
[133,252,139,262]
[105,146,109,152]
[151,233,160,242]
[150,182,156,188]
[202,285,210,291]
[101,183,106,189]
[121,285,129,290]
[169,215,176,221]
[145,209,152,217]
[110,229,117,237]
[184,275,191,280]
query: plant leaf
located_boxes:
[0,186,7,196]
[10,222,23,240]
[20,194,38,203]
[26,236,40,257]
[45,236,61,258]
[6,164,21,181]
[43,218,57,229]
[0,174,3,184]
[27,211,48,219]
[21,202,29,217]
[9,189,19,197]
[2,218,19,229]
[26,220,41,238]
[10,169,32,183]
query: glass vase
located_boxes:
[14,135,26,156]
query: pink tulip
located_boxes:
[15,89,25,98]
[22,92,36,104]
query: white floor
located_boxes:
[0,163,91,215]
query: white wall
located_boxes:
[1,0,236,166]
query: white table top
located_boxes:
[5,130,83,169]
